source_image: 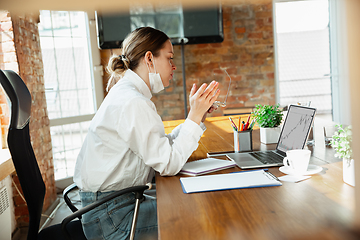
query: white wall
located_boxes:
[330,0,352,124]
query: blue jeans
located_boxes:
[79,191,158,240]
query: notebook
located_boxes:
[226,105,316,169]
[179,158,236,176]
[180,169,282,194]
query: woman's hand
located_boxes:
[187,81,220,125]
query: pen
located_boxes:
[249,119,255,130]
[229,117,238,131]
[244,115,251,131]
[242,121,245,131]
[265,170,280,182]
[239,117,241,131]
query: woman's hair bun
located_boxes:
[105,54,130,92]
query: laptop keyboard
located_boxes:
[249,151,284,164]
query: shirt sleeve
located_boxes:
[165,121,206,145]
[116,98,205,176]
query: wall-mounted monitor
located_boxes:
[95,5,223,49]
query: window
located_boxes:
[274,0,332,115]
[39,11,102,180]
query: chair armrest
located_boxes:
[61,184,150,240]
[63,183,79,213]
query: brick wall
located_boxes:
[0,11,14,146]
[0,11,56,228]
[100,1,275,120]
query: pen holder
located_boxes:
[234,130,253,152]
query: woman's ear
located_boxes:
[144,51,153,67]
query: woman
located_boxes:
[74,27,220,240]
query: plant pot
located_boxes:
[343,158,355,186]
[260,126,281,144]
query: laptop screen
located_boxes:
[276,105,316,153]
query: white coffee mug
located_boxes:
[283,149,311,174]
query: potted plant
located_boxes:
[330,125,354,186]
[252,104,283,144]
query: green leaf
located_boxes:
[331,124,353,159]
[251,104,283,128]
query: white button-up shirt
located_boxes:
[74,69,205,192]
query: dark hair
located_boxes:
[106,27,170,91]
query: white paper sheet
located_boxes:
[179,158,236,176]
[180,169,282,194]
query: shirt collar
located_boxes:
[124,69,152,99]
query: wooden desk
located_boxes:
[156,116,355,240]
[0,149,13,181]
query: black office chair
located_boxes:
[0,69,150,240]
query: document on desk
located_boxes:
[180,169,282,194]
[179,158,236,176]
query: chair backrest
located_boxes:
[0,70,45,240]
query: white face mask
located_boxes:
[147,58,164,94]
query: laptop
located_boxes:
[226,105,316,169]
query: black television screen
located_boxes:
[96,5,223,49]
